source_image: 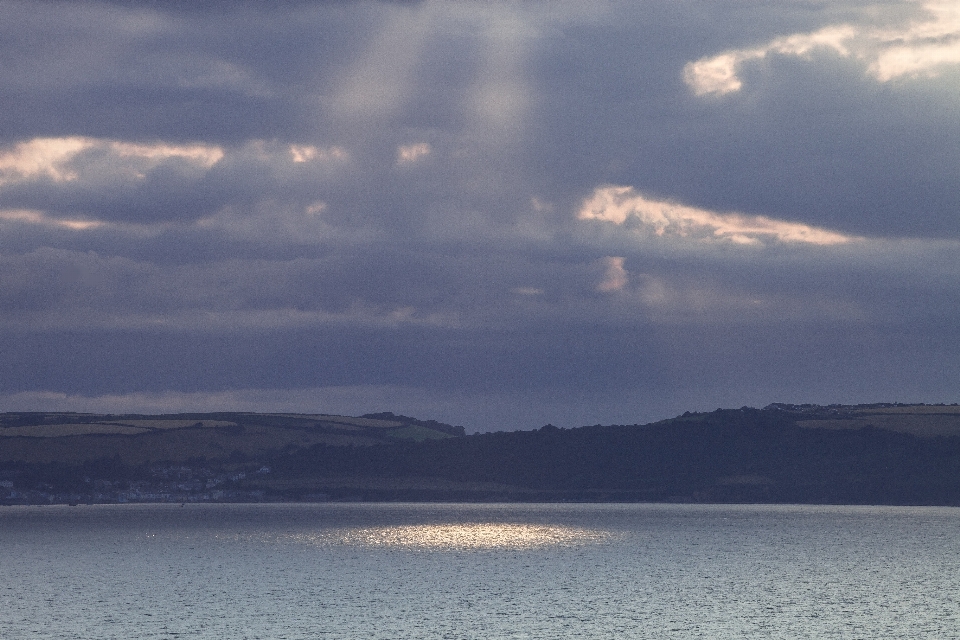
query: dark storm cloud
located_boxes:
[0,1,376,143]
[1,0,958,430]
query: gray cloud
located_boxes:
[1,0,958,428]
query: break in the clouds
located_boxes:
[685,0,960,96]
[0,0,958,431]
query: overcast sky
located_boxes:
[1,0,958,431]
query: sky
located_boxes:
[1,0,958,431]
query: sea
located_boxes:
[2,502,959,639]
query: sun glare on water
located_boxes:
[283,523,612,550]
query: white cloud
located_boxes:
[108,140,223,168]
[597,256,628,292]
[684,26,854,96]
[289,145,317,163]
[397,142,432,164]
[685,0,960,96]
[0,137,224,187]
[530,197,553,213]
[289,144,348,163]
[578,186,855,246]
[305,201,327,215]
[0,137,355,229]
[0,137,91,184]
[0,208,106,230]
[870,1,960,81]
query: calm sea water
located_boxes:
[2,503,959,639]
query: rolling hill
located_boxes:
[2,403,960,505]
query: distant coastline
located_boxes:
[3,404,960,506]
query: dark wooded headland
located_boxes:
[3,404,960,505]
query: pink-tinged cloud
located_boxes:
[597,256,628,292]
[0,208,105,230]
[396,142,432,164]
[0,137,224,187]
[289,145,348,163]
[578,186,855,247]
[685,1,960,96]
[0,137,91,184]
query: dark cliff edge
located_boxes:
[2,404,960,505]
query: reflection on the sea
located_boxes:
[287,523,612,550]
